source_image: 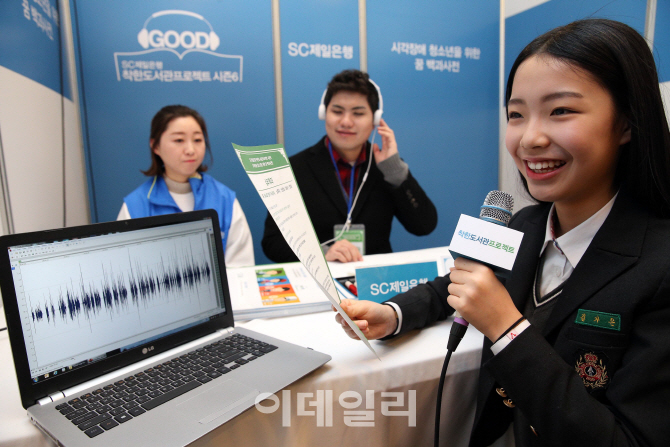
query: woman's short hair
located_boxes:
[324,69,379,113]
[506,18,670,216]
[142,105,212,177]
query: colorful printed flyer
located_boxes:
[227,263,332,320]
[255,267,299,305]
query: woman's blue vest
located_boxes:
[124,174,235,249]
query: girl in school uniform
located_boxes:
[119,105,255,267]
[335,18,670,446]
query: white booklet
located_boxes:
[227,262,334,321]
[233,143,378,358]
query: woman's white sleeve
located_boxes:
[117,203,131,220]
[224,199,255,267]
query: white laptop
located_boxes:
[0,209,330,446]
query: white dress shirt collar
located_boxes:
[540,193,618,267]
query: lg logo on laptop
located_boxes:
[142,346,155,355]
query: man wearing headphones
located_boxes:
[261,69,437,263]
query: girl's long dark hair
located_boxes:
[507,19,670,217]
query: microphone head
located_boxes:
[480,190,514,226]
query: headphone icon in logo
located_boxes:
[137,10,220,51]
[318,78,384,126]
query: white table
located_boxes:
[0,247,513,447]
[1,310,491,447]
[1,309,56,447]
[205,311,486,447]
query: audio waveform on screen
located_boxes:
[29,252,212,328]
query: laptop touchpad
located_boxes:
[176,379,260,424]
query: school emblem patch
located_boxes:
[575,352,609,390]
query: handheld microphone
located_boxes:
[435,191,516,447]
[447,190,514,351]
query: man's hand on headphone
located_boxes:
[372,119,398,163]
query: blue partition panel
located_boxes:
[72,0,276,262]
[505,1,647,85]
[367,0,500,252]
[655,0,670,83]
[280,0,360,155]
[0,0,70,98]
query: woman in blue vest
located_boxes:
[118,105,254,267]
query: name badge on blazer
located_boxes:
[575,309,621,331]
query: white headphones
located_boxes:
[137,10,220,51]
[318,77,384,126]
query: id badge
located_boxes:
[333,224,366,255]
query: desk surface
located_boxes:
[0,248,507,447]
[0,313,486,447]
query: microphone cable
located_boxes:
[434,320,468,447]
[435,349,452,447]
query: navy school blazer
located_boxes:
[389,191,670,447]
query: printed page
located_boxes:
[227,263,331,311]
[233,143,378,358]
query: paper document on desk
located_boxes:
[233,143,379,359]
[227,263,333,320]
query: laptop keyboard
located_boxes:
[53,333,277,438]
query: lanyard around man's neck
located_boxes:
[327,140,359,215]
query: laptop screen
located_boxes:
[6,217,227,385]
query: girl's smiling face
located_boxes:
[506,55,630,229]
